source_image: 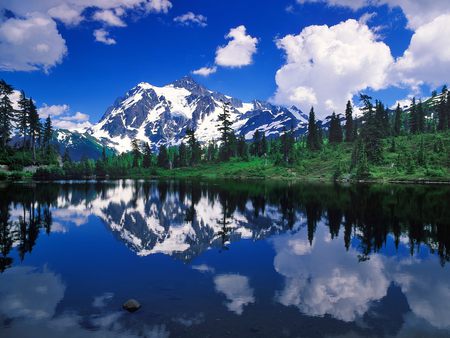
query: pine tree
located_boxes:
[62,148,71,163]
[360,94,383,163]
[157,145,169,168]
[0,82,14,149]
[261,133,268,156]
[217,101,233,161]
[131,138,141,168]
[306,107,320,151]
[177,142,187,167]
[237,135,249,160]
[27,98,40,162]
[101,146,107,162]
[344,100,354,142]
[251,130,261,156]
[447,91,450,130]
[142,143,152,168]
[409,97,418,133]
[16,90,29,148]
[417,99,425,133]
[437,94,447,131]
[393,103,402,136]
[329,113,343,144]
[186,128,201,165]
[42,116,53,150]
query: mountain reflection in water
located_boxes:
[0,180,449,338]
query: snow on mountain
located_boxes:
[89,76,308,153]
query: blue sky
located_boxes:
[1,0,449,127]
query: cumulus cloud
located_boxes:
[273,19,393,117]
[296,0,450,29]
[296,0,368,11]
[0,0,173,71]
[192,66,217,77]
[174,12,207,27]
[38,104,70,118]
[94,29,116,45]
[273,227,389,322]
[214,274,255,315]
[215,25,259,68]
[38,103,92,131]
[191,25,258,76]
[393,14,450,88]
[0,13,67,72]
[93,9,126,27]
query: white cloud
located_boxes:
[93,9,126,27]
[192,66,217,77]
[38,103,92,131]
[174,12,207,27]
[393,14,450,88]
[94,29,116,45]
[296,0,368,11]
[0,13,67,72]
[297,1,450,29]
[215,25,258,68]
[273,227,389,322]
[214,274,255,315]
[273,19,393,118]
[0,0,173,71]
[38,104,70,118]
[47,3,84,26]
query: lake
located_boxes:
[0,180,449,338]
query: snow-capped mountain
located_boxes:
[89,76,309,153]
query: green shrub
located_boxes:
[9,171,23,181]
[0,172,7,181]
[33,166,64,180]
[8,162,24,171]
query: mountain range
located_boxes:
[49,76,446,160]
[51,76,310,160]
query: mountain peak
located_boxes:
[171,75,205,93]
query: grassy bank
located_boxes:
[3,133,449,184]
[126,133,450,183]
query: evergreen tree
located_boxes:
[237,135,249,160]
[306,107,320,151]
[157,145,169,168]
[62,148,71,163]
[0,83,14,149]
[447,91,450,130]
[101,146,107,162]
[344,100,354,142]
[417,99,425,133]
[360,94,383,163]
[217,101,233,161]
[437,94,447,131]
[131,138,141,168]
[142,143,152,168]
[42,116,53,149]
[409,97,418,133]
[16,90,29,148]
[329,113,343,144]
[393,103,402,136]
[186,128,201,165]
[261,133,268,156]
[177,142,187,167]
[251,129,261,156]
[27,98,40,162]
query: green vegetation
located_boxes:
[0,79,449,183]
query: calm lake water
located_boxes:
[0,180,449,338]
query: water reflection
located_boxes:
[0,180,449,337]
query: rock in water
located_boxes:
[123,299,141,313]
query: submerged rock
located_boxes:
[123,299,141,313]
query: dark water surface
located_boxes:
[0,180,449,338]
